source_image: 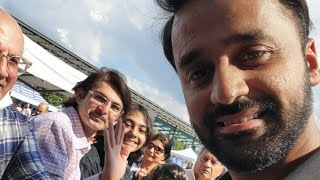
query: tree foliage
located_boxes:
[40,92,68,106]
[173,139,186,150]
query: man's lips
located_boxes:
[216,108,264,134]
[90,113,106,122]
[200,168,210,175]
[217,108,262,126]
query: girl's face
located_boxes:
[122,111,148,153]
[143,139,166,164]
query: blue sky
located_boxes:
[1,0,319,126]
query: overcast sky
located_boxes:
[1,0,319,126]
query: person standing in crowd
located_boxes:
[32,68,132,179]
[21,102,32,118]
[131,133,172,180]
[80,103,154,179]
[0,8,48,179]
[155,0,320,179]
[186,148,225,180]
[35,102,49,115]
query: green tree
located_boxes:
[41,92,68,106]
[174,139,186,150]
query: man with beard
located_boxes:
[155,0,320,179]
[0,8,48,179]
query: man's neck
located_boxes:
[229,115,320,180]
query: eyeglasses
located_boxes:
[88,90,124,117]
[146,143,164,155]
[0,53,32,75]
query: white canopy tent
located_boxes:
[171,148,198,163]
[22,34,87,94]
[10,81,58,112]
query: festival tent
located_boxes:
[20,34,87,95]
[2,34,89,112]
[171,148,198,163]
[10,81,58,112]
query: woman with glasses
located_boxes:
[31,67,132,180]
[131,133,172,180]
[80,103,154,179]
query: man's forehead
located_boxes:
[0,12,24,55]
[171,0,289,63]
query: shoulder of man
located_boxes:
[0,106,49,179]
[284,149,320,180]
[185,168,195,180]
[218,171,232,180]
[31,109,72,128]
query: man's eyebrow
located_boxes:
[223,30,277,46]
[177,49,202,70]
[123,118,147,128]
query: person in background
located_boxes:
[0,8,48,179]
[155,0,320,179]
[21,102,32,118]
[80,103,154,180]
[32,68,132,179]
[147,163,188,180]
[186,148,225,180]
[131,133,172,180]
[35,102,49,115]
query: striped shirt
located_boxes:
[32,106,91,180]
[0,106,49,179]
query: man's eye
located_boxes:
[94,94,106,103]
[111,104,121,112]
[188,66,209,82]
[238,48,271,66]
[9,57,20,64]
[242,51,267,60]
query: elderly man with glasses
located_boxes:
[0,8,48,179]
[31,68,132,179]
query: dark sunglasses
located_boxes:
[146,143,164,154]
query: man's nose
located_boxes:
[0,58,9,78]
[202,159,211,167]
[101,102,111,115]
[210,60,249,104]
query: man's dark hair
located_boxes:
[63,67,132,114]
[155,0,312,71]
[148,163,188,180]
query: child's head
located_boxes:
[147,163,188,180]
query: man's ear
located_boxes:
[306,39,320,86]
[75,89,86,103]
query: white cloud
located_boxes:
[57,28,71,48]
[84,0,113,23]
[127,76,190,124]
